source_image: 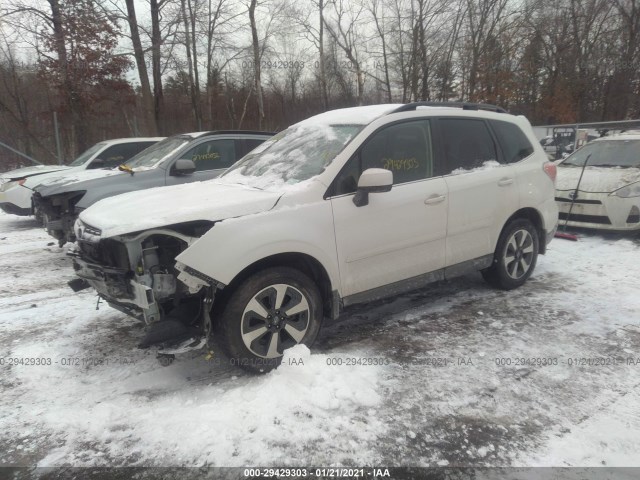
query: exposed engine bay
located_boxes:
[69,221,216,356]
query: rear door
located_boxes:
[435,117,519,267]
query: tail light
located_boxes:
[17,178,26,186]
[543,162,557,183]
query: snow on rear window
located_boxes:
[450,160,501,175]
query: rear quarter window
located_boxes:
[490,120,534,163]
[439,118,498,172]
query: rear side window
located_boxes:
[181,139,237,171]
[243,138,268,155]
[490,120,534,163]
[439,118,497,173]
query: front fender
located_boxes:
[175,200,341,292]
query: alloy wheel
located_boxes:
[240,283,310,358]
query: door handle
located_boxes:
[498,177,514,187]
[424,194,446,205]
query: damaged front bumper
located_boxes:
[33,191,85,244]
[68,248,164,323]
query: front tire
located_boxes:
[216,267,322,373]
[482,219,539,290]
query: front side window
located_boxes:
[125,136,190,170]
[490,120,534,163]
[180,139,237,171]
[440,118,498,173]
[332,120,433,196]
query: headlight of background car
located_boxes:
[612,182,640,198]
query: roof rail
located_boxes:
[390,102,508,114]
[192,130,277,137]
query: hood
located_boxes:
[1,164,69,181]
[556,166,640,193]
[79,180,283,238]
[23,165,85,189]
[34,167,126,196]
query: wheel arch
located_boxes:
[215,252,338,322]
[503,207,547,254]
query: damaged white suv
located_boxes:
[70,102,558,372]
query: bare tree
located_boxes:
[324,0,366,105]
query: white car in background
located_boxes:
[0,165,68,215]
[556,132,640,230]
[70,102,558,372]
[0,137,163,218]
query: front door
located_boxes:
[329,119,449,298]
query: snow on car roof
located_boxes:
[295,104,404,127]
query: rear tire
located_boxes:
[215,267,322,373]
[482,219,539,290]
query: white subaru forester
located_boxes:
[70,102,558,372]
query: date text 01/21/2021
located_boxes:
[243,467,391,477]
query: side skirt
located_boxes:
[341,254,494,308]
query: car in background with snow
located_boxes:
[68,102,558,373]
[0,138,162,218]
[555,131,640,230]
[33,131,273,246]
[1,165,68,216]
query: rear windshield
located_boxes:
[561,139,640,168]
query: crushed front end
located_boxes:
[69,219,215,354]
[33,191,85,246]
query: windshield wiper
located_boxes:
[592,164,632,168]
[118,164,134,175]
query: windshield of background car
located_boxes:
[221,124,363,188]
[68,143,105,167]
[561,139,640,168]
[124,136,190,170]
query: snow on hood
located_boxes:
[35,167,125,190]
[556,165,640,193]
[23,165,85,190]
[1,164,69,181]
[79,180,282,238]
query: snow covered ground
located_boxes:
[0,211,639,469]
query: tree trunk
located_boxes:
[249,0,265,129]
[125,0,157,135]
[48,0,86,154]
[150,0,165,135]
[319,0,329,110]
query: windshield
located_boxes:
[68,143,105,167]
[124,136,190,170]
[561,139,640,168]
[222,124,363,188]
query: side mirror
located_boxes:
[172,158,196,175]
[353,168,393,207]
